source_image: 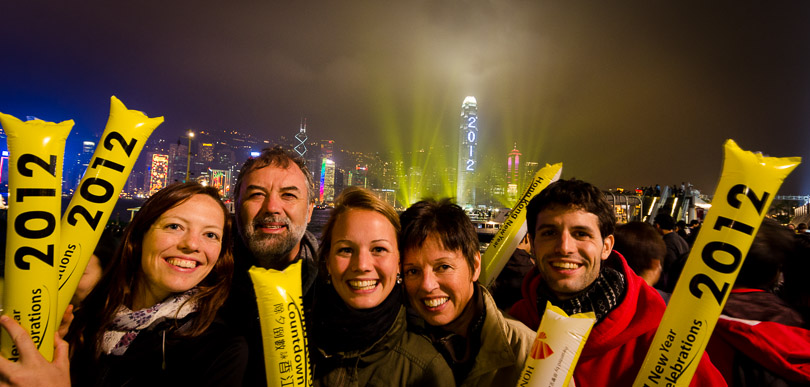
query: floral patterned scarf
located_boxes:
[101,288,199,355]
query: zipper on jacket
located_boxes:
[161,330,167,370]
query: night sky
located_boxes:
[2,1,810,195]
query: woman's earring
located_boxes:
[326,273,332,285]
[396,273,402,284]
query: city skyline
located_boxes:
[2,109,805,206]
[2,119,806,222]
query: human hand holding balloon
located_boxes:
[0,315,70,387]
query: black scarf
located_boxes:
[425,285,485,384]
[310,279,403,354]
[535,260,626,322]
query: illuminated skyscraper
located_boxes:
[319,139,334,160]
[149,154,170,194]
[294,118,308,161]
[320,158,335,203]
[168,142,189,184]
[64,140,96,192]
[507,144,521,186]
[0,150,7,190]
[200,143,214,163]
[522,161,540,193]
[0,127,6,193]
[506,144,521,204]
[349,165,368,188]
[456,96,478,208]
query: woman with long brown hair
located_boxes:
[67,182,247,386]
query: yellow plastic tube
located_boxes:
[56,96,162,323]
[633,139,800,386]
[249,260,312,387]
[516,302,596,387]
[480,163,562,287]
[0,113,73,361]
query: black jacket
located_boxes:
[71,315,247,387]
[220,229,319,387]
[312,306,455,387]
[659,231,690,292]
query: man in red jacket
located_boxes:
[509,178,725,386]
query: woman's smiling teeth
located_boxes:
[423,297,449,308]
[348,279,378,290]
[551,261,580,269]
[167,258,197,269]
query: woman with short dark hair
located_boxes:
[400,198,534,386]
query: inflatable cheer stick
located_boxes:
[516,302,596,387]
[56,97,162,324]
[633,140,800,387]
[249,260,312,387]
[0,113,72,361]
[480,163,562,287]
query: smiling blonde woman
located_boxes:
[309,187,453,387]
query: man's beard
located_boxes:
[243,215,307,269]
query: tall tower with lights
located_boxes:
[456,96,478,208]
[507,144,521,186]
[294,118,308,162]
[507,144,521,203]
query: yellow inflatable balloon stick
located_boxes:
[516,302,596,387]
[249,259,312,387]
[56,96,163,323]
[633,140,800,386]
[0,113,73,361]
[480,163,562,287]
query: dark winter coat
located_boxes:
[660,231,690,292]
[312,306,455,387]
[490,249,535,310]
[220,230,319,387]
[71,315,248,387]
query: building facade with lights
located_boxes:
[149,153,170,195]
[209,168,231,197]
[507,144,522,203]
[0,126,6,194]
[522,161,540,194]
[320,158,335,204]
[349,165,368,188]
[456,96,479,208]
[65,140,96,192]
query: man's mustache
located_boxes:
[252,215,290,228]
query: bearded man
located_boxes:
[221,146,318,387]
